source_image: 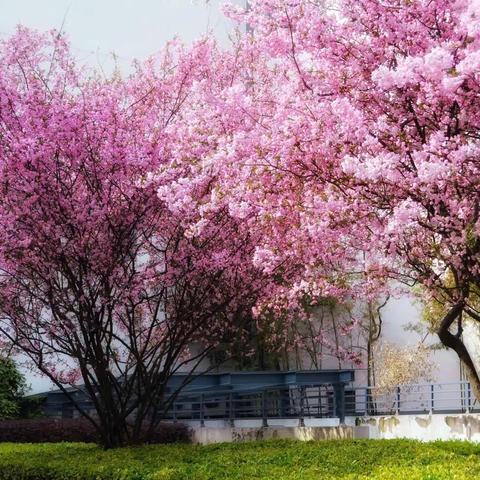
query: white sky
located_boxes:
[0,0,245,73]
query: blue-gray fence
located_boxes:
[345,382,479,416]
[42,381,479,423]
[166,384,338,426]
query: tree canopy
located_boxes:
[1,0,480,445]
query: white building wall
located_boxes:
[380,296,462,384]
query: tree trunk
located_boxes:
[97,410,130,449]
[437,301,480,401]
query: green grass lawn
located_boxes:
[1,439,480,479]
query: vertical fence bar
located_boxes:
[396,386,401,415]
[331,386,337,419]
[229,393,234,427]
[262,391,268,427]
[333,383,346,423]
[299,387,305,427]
[467,383,471,413]
[430,384,434,414]
[173,401,177,423]
[368,388,372,416]
[200,394,205,427]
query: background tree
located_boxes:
[0,357,26,419]
[372,342,435,395]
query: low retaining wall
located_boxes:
[191,426,354,445]
[347,413,480,442]
[188,413,480,444]
[183,418,340,429]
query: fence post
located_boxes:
[262,391,268,427]
[200,394,205,428]
[229,393,234,427]
[396,386,401,415]
[332,387,337,419]
[333,383,346,423]
[365,387,370,416]
[62,402,73,419]
[467,383,471,413]
[430,384,434,414]
[173,401,177,423]
[299,387,305,427]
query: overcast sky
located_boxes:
[0,0,245,73]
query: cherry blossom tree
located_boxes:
[203,0,480,395]
[0,28,273,448]
[3,0,477,449]
[148,31,370,369]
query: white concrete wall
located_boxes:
[282,294,463,387]
[191,425,354,445]
[347,413,480,442]
[188,414,480,444]
[180,418,340,429]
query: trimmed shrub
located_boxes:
[0,419,98,443]
[0,440,479,480]
[0,418,191,444]
[146,422,192,444]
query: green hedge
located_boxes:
[0,439,480,479]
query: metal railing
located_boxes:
[43,384,339,422]
[43,381,480,422]
[166,384,337,425]
[345,382,479,416]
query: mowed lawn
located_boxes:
[1,439,480,479]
